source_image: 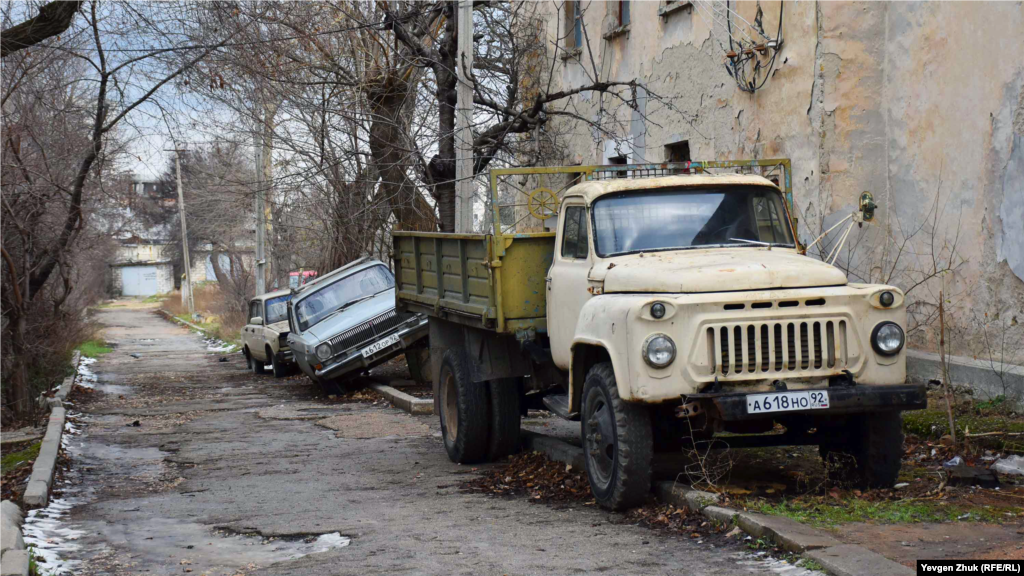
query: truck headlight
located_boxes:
[315,343,333,361]
[643,334,676,368]
[871,322,905,356]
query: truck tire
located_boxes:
[246,347,266,375]
[438,349,489,464]
[581,362,653,511]
[406,347,432,384]
[819,411,904,489]
[268,347,288,378]
[487,379,521,461]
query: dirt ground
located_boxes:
[26,302,814,576]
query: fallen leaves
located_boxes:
[460,451,591,504]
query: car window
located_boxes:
[264,295,291,325]
[248,301,261,323]
[295,265,395,332]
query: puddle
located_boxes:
[92,383,133,396]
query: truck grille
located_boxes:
[706,319,848,376]
[328,309,403,354]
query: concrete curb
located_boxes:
[520,431,586,471]
[907,348,1024,409]
[23,406,66,507]
[157,308,213,337]
[524,432,911,576]
[1,500,28,576]
[369,384,433,415]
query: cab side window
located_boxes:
[249,301,262,324]
[561,206,589,259]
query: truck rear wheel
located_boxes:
[819,411,904,488]
[581,362,652,511]
[487,379,521,461]
[438,349,489,464]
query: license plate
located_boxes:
[361,333,401,358]
[746,390,830,414]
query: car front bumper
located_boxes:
[682,383,927,422]
[314,316,429,379]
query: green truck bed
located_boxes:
[393,232,555,334]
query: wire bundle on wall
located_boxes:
[693,0,784,93]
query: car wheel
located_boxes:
[581,362,652,511]
[438,348,489,464]
[269,347,288,378]
[250,348,266,375]
[244,347,253,370]
[406,347,432,384]
[487,378,521,461]
[819,411,904,489]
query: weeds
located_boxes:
[78,339,112,358]
[745,497,1012,528]
[1,441,40,475]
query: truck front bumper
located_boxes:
[683,384,927,422]
[314,316,429,380]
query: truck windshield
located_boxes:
[591,186,794,257]
[294,265,395,332]
[264,295,291,325]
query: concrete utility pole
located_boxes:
[455,0,475,233]
[171,150,195,319]
[254,133,266,296]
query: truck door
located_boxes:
[547,202,593,369]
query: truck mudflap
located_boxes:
[682,384,927,422]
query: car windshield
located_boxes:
[294,265,395,332]
[591,186,794,257]
[264,295,291,325]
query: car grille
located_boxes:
[705,319,848,377]
[328,309,404,354]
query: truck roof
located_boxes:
[564,173,781,205]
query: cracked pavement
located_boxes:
[54,303,791,575]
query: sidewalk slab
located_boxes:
[806,544,915,576]
[23,407,66,507]
[369,384,433,415]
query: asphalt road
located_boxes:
[45,303,800,576]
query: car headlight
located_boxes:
[871,322,905,356]
[643,334,676,368]
[315,343,333,361]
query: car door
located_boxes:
[249,300,267,361]
[547,202,594,369]
[242,300,256,353]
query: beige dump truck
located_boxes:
[394,161,925,510]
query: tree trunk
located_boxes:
[365,69,437,232]
[427,10,459,233]
[8,312,32,417]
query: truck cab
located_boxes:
[394,162,925,511]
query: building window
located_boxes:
[565,1,582,49]
[665,140,691,174]
[618,0,630,26]
[608,155,628,178]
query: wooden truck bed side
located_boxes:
[393,231,555,334]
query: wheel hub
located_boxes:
[584,395,615,485]
[441,372,458,441]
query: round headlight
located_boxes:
[315,343,333,361]
[651,303,666,319]
[879,291,895,307]
[871,322,905,356]
[643,334,676,368]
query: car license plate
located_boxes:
[361,333,401,358]
[746,391,830,414]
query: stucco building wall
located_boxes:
[535,1,1024,356]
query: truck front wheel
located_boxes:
[438,349,489,464]
[819,411,904,488]
[581,362,652,511]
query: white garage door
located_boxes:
[121,266,160,296]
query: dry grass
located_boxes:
[159,283,247,344]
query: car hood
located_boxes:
[591,249,848,294]
[303,289,396,342]
[266,320,289,334]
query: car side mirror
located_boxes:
[251,316,263,325]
